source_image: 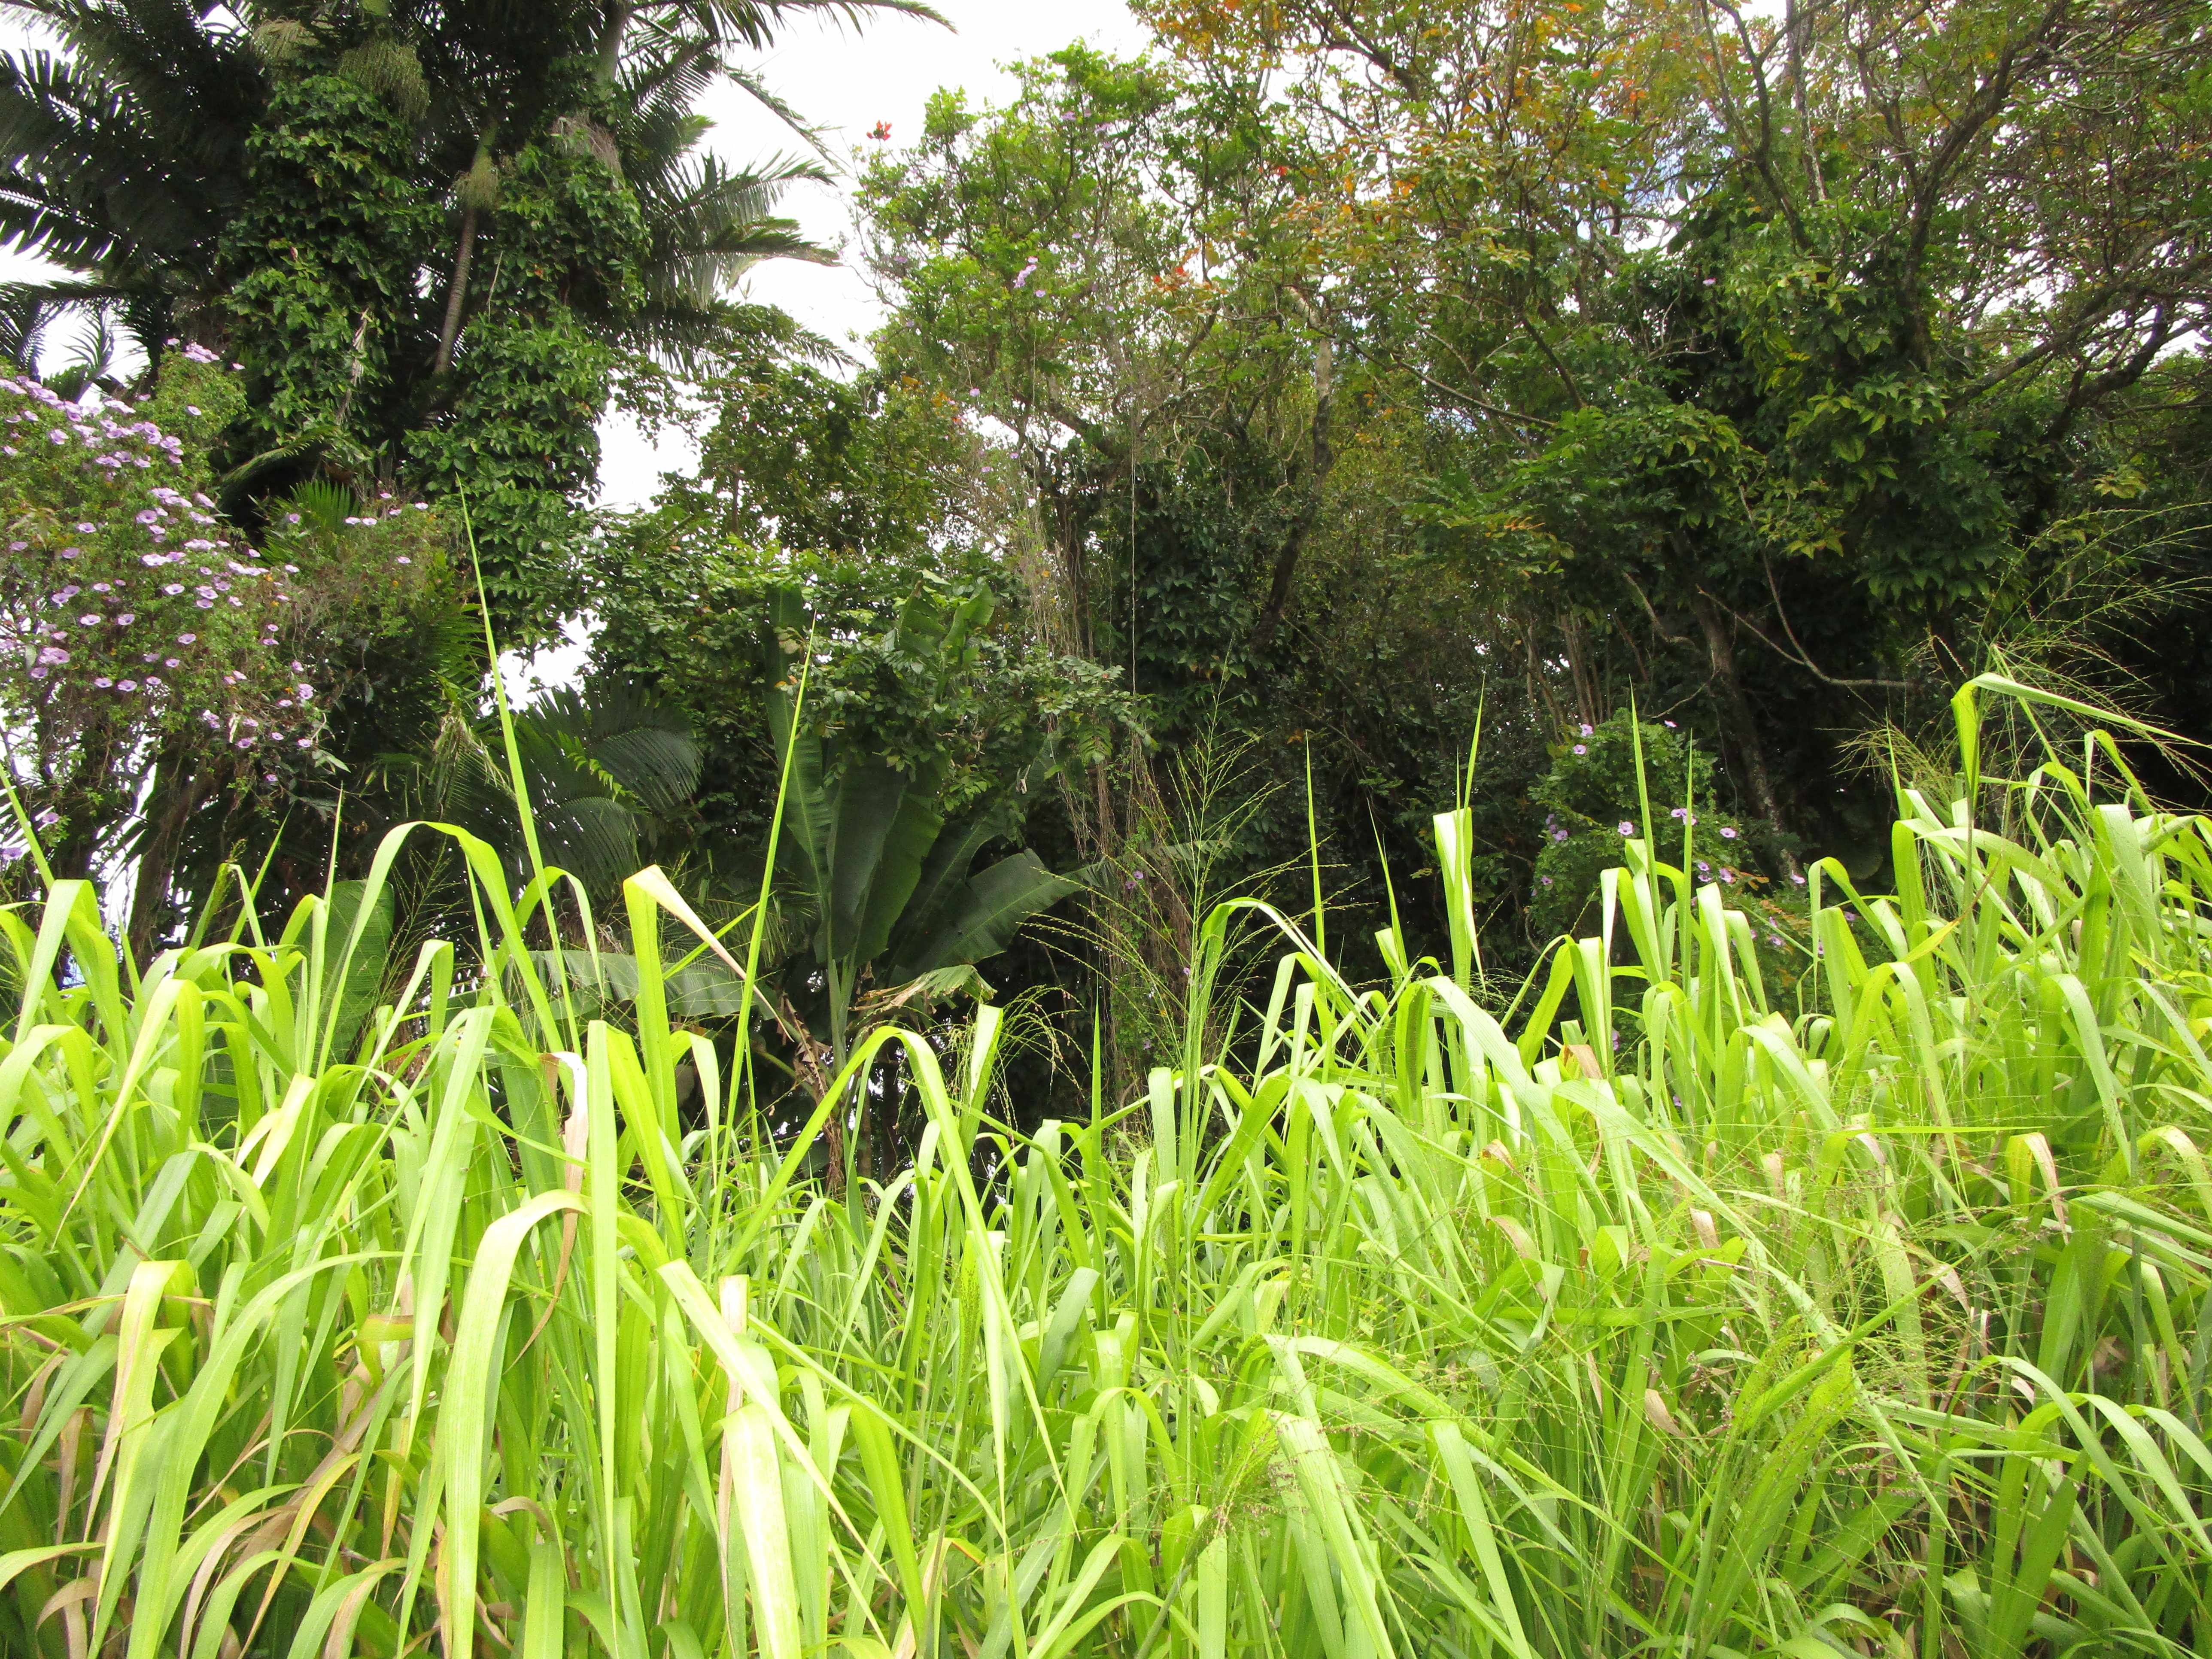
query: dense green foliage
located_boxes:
[0,348,449,948]
[1,0,2203,1148]
[3,684,2211,1657]
[0,0,917,632]
[3,33,2212,1655]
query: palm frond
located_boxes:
[638,0,948,54]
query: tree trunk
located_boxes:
[433,201,481,377]
[126,741,213,968]
[1785,0,1825,202]
[1250,320,1337,651]
[1688,591,1789,839]
[596,2,633,85]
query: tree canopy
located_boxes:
[0,0,2208,1121]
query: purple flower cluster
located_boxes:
[3,356,444,823]
[0,379,325,762]
[2,377,187,471]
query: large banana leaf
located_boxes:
[760,583,1080,1062]
[823,755,946,966]
[885,849,1079,983]
[534,948,781,1024]
[894,796,1022,953]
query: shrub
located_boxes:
[0,352,448,880]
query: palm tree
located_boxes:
[0,1,267,349]
[0,0,939,368]
[0,0,941,633]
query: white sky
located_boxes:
[0,1,1155,507]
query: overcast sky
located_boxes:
[0,1,1155,506]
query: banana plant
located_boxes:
[762,582,1079,1076]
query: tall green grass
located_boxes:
[3,675,2209,1657]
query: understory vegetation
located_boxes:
[3,1,2212,1652]
[2,679,2209,1657]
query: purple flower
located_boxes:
[1618,821,1635,836]
[176,633,195,644]
[1719,868,1736,884]
[1790,872,1807,886]
[396,556,412,565]
[1540,874,1554,885]
[162,584,184,595]
[94,676,112,688]
[32,809,55,829]
[136,510,161,526]
[1579,723,1593,737]
[1663,720,1677,729]
[7,542,25,552]
[75,523,94,534]
[1719,826,1738,840]
[115,613,133,626]
[116,679,136,692]
[1572,744,1587,756]
[1552,827,1569,844]
[164,657,180,668]
[77,614,100,626]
